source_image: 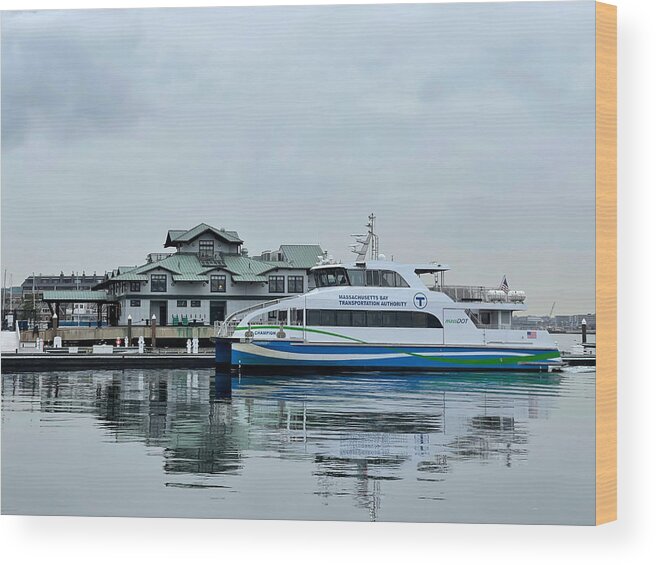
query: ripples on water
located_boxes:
[1,367,596,524]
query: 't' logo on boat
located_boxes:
[413,292,428,309]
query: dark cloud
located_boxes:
[1,3,595,314]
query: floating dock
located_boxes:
[1,352,215,372]
[561,353,596,367]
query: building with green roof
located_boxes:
[95,223,324,327]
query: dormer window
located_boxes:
[199,240,215,258]
[151,274,167,293]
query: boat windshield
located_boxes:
[313,267,410,288]
[314,267,350,288]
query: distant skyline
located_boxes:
[1,2,596,315]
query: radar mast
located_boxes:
[350,213,379,265]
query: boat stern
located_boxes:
[215,337,233,367]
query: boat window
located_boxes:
[366,270,380,287]
[352,311,366,327]
[411,312,427,328]
[289,308,303,326]
[381,271,395,287]
[277,310,287,323]
[347,269,365,287]
[314,268,350,288]
[307,310,321,325]
[320,310,336,326]
[397,311,413,327]
[335,310,351,327]
[382,311,396,327]
[362,269,409,287]
[394,273,410,287]
[305,309,442,328]
[366,311,383,327]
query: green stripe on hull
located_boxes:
[233,325,561,366]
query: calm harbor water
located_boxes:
[1,352,595,524]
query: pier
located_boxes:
[561,353,596,367]
[1,350,215,371]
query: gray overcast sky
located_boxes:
[1,2,595,315]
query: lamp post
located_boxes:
[151,314,157,349]
[581,318,587,345]
[127,314,132,345]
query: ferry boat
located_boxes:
[216,216,561,373]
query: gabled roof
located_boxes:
[97,249,299,290]
[172,274,209,282]
[95,254,208,289]
[43,290,113,302]
[133,253,206,275]
[164,223,243,247]
[105,272,148,282]
[166,230,186,242]
[117,265,138,273]
[279,244,324,269]
[231,274,269,283]
[222,255,279,276]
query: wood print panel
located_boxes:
[595,1,617,525]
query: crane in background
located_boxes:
[549,301,556,318]
[547,302,557,332]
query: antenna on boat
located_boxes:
[368,213,379,260]
[351,213,379,265]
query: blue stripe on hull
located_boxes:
[225,341,560,372]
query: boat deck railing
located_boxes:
[434,285,526,304]
[216,297,289,337]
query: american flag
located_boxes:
[499,275,509,293]
[527,331,537,339]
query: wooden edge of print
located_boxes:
[595,1,617,525]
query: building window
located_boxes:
[130,282,141,292]
[199,240,215,258]
[151,274,167,292]
[191,300,201,307]
[177,300,188,307]
[288,276,304,293]
[130,299,141,307]
[210,275,226,293]
[269,275,285,293]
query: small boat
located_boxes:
[216,216,561,373]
